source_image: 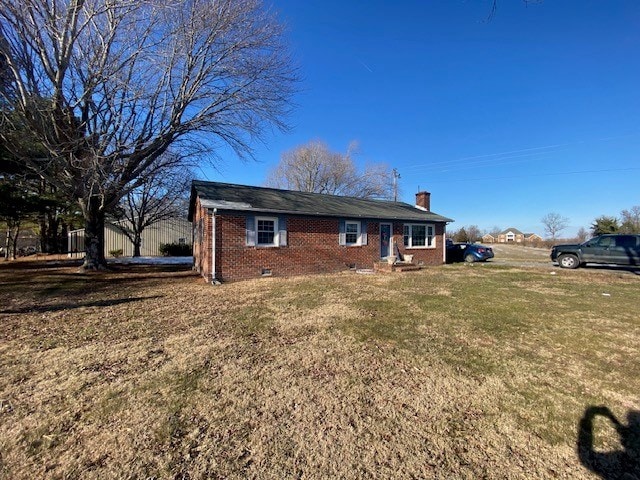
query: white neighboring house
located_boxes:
[68,217,191,258]
[482,228,543,244]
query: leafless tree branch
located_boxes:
[265,139,394,200]
[111,154,191,256]
[541,212,569,241]
[0,0,298,268]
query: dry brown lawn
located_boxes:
[486,243,551,265]
[0,259,639,479]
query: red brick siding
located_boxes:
[195,210,446,282]
[216,216,378,282]
[393,222,446,266]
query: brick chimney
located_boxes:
[415,191,431,211]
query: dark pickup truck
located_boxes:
[551,234,640,269]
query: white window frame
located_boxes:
[345,221,361,246]
[256,216,279,247]
[403,223,436,249]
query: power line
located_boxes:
[402,143,567,172]
[423,166,640,184]
[403,150,559,174]
[402,131,640,173]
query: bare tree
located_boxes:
[487,226,502,238]
[0,34,10,108]
[575,227,590,243]
[620,206,640,233]
[266,140,393,199]
[112,157,191,257]
[0,0,296,269]
[541,212,569,241]
[466,225,482,243]
[450,225,482,243]
[487,1,541,21]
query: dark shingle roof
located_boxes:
[189,181,453,223]
[500,227,524,235]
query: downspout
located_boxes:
[442,225,447,264]
[211,208,220,284]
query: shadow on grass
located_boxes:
[0,295,162,314]
[577,406,640,479]
[584,265,640,276]
[554,264,640,276]
[0,264,196,298]
[0,259,83,270]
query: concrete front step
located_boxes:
[394,264,421,272]
[374,262,421,273]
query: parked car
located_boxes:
[446,242,494,263]
[551,234,640,269]
[18,246,37,256]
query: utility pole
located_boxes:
[392,168,400,202]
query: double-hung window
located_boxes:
[339,220,367,246]
[403,224,435,248]
[246,216,287,247]
[345,221,360,245]
[256,217,277,246]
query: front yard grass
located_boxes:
[0,261,638,478]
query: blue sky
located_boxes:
[200,0,640,237]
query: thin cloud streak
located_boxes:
[358,59,373,73]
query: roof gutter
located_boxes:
[200,204,453,223]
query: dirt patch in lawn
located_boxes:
[1,263,639,479]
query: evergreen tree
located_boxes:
[453,227,469,243]
[591,216,619,236]
[1,111,80,253]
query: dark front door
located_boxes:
[380,223,392,258]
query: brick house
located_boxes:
[481,234,496,244]
[188,181,453,282]
[498,228,526,243]
[523,232,543,244]
[483,228,542,244]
